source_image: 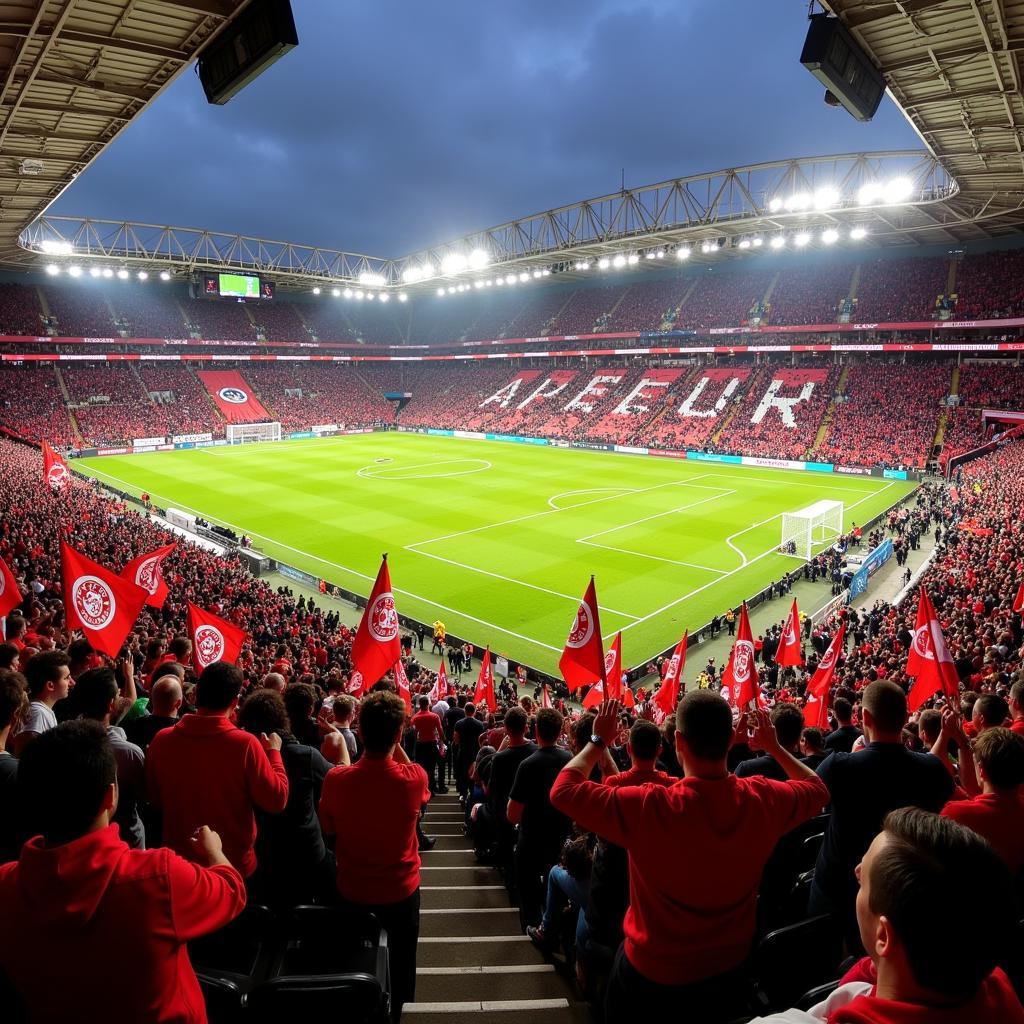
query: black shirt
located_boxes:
[124,713,178,752]
[454,715,486,758]
[488,742,537,827]
[823,724,861,754]
[509,745,572,860]
[443,705,465,742]
[813,742,954,910]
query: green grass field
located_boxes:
[75,434,915,674]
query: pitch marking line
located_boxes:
[74,465,564,654]
[356,458,492,480]
[547,487,635,510]
[576,489,736,543]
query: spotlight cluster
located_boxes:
[44,264,172,281]
[766,177,915,214]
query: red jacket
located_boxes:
[0,825,245,1023]
[551,767,827,985]
[147,713,289,877]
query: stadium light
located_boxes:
[505,274,517,285]
[88,266,101,277]
[468,248,489,269]
[116,269,130,280]
[398,293,408,302]
[137,270,148,280]
[359,272,386,287]
[354,290,365,299]
[598,257,611,270]
[402,267,421,284]
[447,286,456,294]
[542,268,551,276]
[532,269,542,279]
[768,197,783,213]
[676,247,691,260]
[770,236,786,249]
[645,251,656,260]
[883,177,913,204]
[857,182,881,206]
[437,287,446,296]
[850,226,868,240]
[45,264,60,275]
[574,260,590,270]
[102,268,114,278]
[784,193,810,211]
[495,277,503,286]
[612,254,627,268]
[366,291,376,300]
[627,253,639,265]
[738,239,751,250]
[655,250,665,259]
[159,270,171,281]
[68,266,82,277]
[813,187,840,210]
[794,232,811,247]
[333,288,343,297]
[484,279,493,286]
[474,279,485,288]
[40,240,73,255]
[752,237,763,247]
[312,286,321,295]
[517,272,528,282]
[821,228,839,245]
[700,241,719,254]
[379,292,389,302]
[440,253,467,275]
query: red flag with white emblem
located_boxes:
[776,599,804,667]
[61,540,148,657]
[722,602,759,708]
[0,554,24,620]
[604,632,623,701]
[803,623,845,729]
[351,555,401,694]
[652,631,687,725]
[559,576,605,692]
[187,601,248,671]
[473,646,496,711]
[394,659,413,713]
[907,587,960,712]
[121,542,176,609]
[42,440,70,490]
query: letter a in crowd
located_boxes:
[61,540,148,658]
[42,440,70,490]
[559,576,606,692]
[1014,582,1024,615]
[906,587,960,712]
[775,599,804,667]
[803,623,845,729]
[186,601,248,671]
[121,542,177,609]
[473,646,496,711]
[351,554,401,694]
[394,659,413,712]
[722,602,759,708]
[0,554,25,618]
[652,631,687,725]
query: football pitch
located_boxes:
[75,434,916,675]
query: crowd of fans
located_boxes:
[851,256,949,323]
[953,249,1024,320]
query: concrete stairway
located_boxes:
[406,794,587,1023]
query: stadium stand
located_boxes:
[952,248,1024,320]
[852,256,949,322]
[181,297,258,341]
[108,286,188,338]
[42,284,117,337]
[0,363,76,445]
[766,263,855,326]
[0,283,44,336]
[677,268,774,329]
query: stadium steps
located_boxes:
[406,793,585,1023]
[52,367,85,445]
[808,364,850,455]
[931,366,959,450]
[846,262,862,303]
[761,270,781,305]
[667,277,701,327]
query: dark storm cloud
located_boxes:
[52,0,920,256]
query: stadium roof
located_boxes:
[821,0,1024,235]
[0,0,249,264]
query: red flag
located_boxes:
[1014,583,1024,615]
[473,646,496,710]
[907,587,960,712]
[61,540,148,657]
[604,632,623,701]
[541,683,552,709]
[42,440,70,490]
[394,659,413,712]
[776,599,804,667]
[121,542,176,609]
[803,623,845,729]
[622,687,635,709]
[429,660,448,703]
[652,631,687,725]
[582,677,605,709]
[0,554,24,619]
[722,602,759,708]
[559,577,605,692]
[351,555,401,694]
[186,601,248,671]
[906,592,931,678]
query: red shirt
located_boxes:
[318,755,430,905]
[942,791,1024,870]
[1010,718,1024,738]
[147,714,289,878]
[411,710,443,743]
[551,767,828,985]
[0,825,244,1023]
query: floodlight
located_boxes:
[474,280,484,289]
[676,247,691,260]
[857,183,881,206]
[379,292,389,302]
[883,177,913,204]
[770,236,786,249]
[437,287,446,296]
[359,272,386,287]
[794,232,811,247]
[645,251,656,260]
[813,187,839,210]
[468,248,489,269]
[402,267,421,283]
[768,198,783,213]
[575,261,590,270]
[850,226,868,240]
[89,266,101,278]
[334,288,344,297]
[533,270,542,279]
[495,277,504,286]
[821,228,839,245]
[137,270,149,280]
[751,237,763,247]
[655,250,664,259]
[68,266,82,277]
[40,240,73,255]
[366,291,376,300]
[612,254,627,268]
[102,268,114,278]
[447,286,456,294]
[598,257,611,270]
[785,193,810,211]
[398,293,408,302]
[45,264,60,275]
[312,286,321,295]
[627,253,639,265]
[441,253,466,274]
[517,272,528,283]
[117,269,130,280]
[484,279,493,287]
[159,270,171,281]
[738,239,751,250]
[541,268,551,276]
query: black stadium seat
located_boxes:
[752,914,843,1012]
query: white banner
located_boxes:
[496,656,510,679]
[311,424,338,434]
[133,436,166,448]
[454,430,486,440]
[741,456,806,471]
[172,432,213,443]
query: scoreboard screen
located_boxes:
[197,272,273,300]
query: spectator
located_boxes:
[0,669,27,863]
[809,680,954,940]
[1010,680,1024,736]
[480,705,535,863]
[282,681,320,747]
[799,727,828,770]
[318,690,429,1020]
[824,696,861,753]
[736,702,806,780]
[0,721,245,1023]
[146,661,288,878]
[748,808,1024,1023]
[551,695,828,1018]
[453,700,486,796]
[410,694,446,794]
[11,650,70,757]
[125,674,183,752]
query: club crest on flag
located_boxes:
[134,554,163,595]
[732,640,753,683]
[47,462,69,487]
[72,575,116,630]
[368,591,399,643]
[566,602,595,648]
[194,625,225,665]
[911,624,934,661]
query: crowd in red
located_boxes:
[851,256,949,323]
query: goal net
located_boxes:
[779,499,844,560]
[226,421,282,444]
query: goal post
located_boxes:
[226,421,281,444]
[780,499,844,560]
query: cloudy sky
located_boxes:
[52,0,920,257]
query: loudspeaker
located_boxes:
[800,14,885,123]
[198,0,298,106]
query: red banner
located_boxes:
[196,370,271,423]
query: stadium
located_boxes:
[1,1,1024,1022]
